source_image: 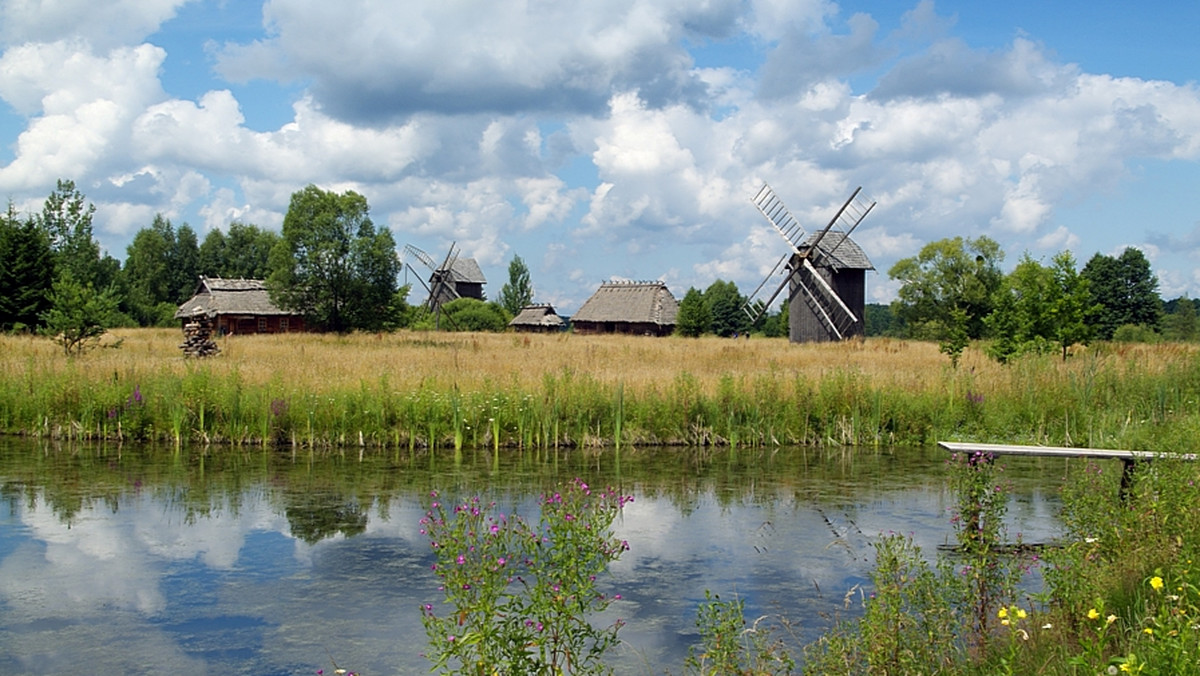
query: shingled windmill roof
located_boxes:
[572,281,679,326]
[174,276,295,319]
[804,230,875,270]
[437,257,487,284]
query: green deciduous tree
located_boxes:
[40,270,119,355]
[268,185,401,333]
[674,287,710,337]
[36,179,106,289]
[199,222,280,279]
[889,236,1005,341]
[704,279,749,337]
[499,254,534,315]
[1162,297,1197,341]
[985,251,1096,363]
[1081,248,1163,340]
[0,205,54,331]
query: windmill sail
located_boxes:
[741,182,875,342]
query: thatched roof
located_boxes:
[174,276,296,319]
[804,230,874,270]
[508,304,564,328]
[572,281,679,326]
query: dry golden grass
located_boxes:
[0,328,975,394]
[4,328,1195,401]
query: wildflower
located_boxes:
[1144,627,1154,635]
[1042,623,1053,629]
[1106,614,1117,626]
[1088,608,1100,620]
[1150,576,1164,591]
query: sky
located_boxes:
[1,0,1199,314]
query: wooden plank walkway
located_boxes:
[938,441,1197,499]
[938,441,1197,462]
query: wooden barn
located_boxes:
[508,304,565,333]
[571,281,679,336]
[429,257,487,308]
[174,276,305,335]
[787,232,874,342]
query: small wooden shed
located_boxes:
[570,281,679,336]
[174,276,305,335]
[508,304,565,333]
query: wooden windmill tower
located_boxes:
[743,183,876,342]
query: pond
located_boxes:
[0,438,1070,674]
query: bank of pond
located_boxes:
[2,438,1199,674]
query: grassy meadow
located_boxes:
[2,327,1200,451]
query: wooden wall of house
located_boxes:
[573,321,673,337]
[211,315,306,335]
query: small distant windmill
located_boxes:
[742,183,876,342]
[402,242,462,330]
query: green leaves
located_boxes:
[268,185,402,332]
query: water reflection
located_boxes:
[0,439,1066,674]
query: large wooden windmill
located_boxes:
[743,183,876,342]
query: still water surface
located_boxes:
[0,439,1069,674]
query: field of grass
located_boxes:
[2,328,1199,451]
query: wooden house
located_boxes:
[508,304,565,333]
[570,281,679,336]
[174,276,305,335]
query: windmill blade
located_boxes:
[741,254,791,323]
[792,277,846,341]
[821,188,876,262]
[800,257,858,324]
[752,183,807,252]
[403,244,438,272]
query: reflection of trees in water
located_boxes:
[284,492,368,544]
[1,438,959,543]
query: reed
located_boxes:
[2,329,1199,452]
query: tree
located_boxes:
[1081,248,1163,340]
[674,287,710,337]
[268,185,401,333]
[703,279,749,337]
[199,222,280,279]
[1047,251,1095,359]
[889,236,1004,341]
[985,251,1096,363]
[0,205,54,331]
[1162,297,1197,341]
[499,255,534,315]
[40,270,119,355]
[36,179,104,288]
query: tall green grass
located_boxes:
[4,341,1200,452]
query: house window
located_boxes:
[280,318,289,332]
[258,317,268,332]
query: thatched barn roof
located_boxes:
[508,304,565,330]
[174,277,295,319]
[805,230,874,270]
[572,281,679,328]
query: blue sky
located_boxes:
[2,0,1199,313]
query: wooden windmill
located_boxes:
[402,242,464,330]
[742,183,876,342]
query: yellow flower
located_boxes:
[1088,608,1100,620]
[998,607,1008,619]
[1144,627,1154,635]
[1106,614,1117,626]
[1120,664,1132,673]
[1016,607,1027,619]
[1150,576,1164,591]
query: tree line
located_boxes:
[2,180,1192,354]
[0,180,545,351]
